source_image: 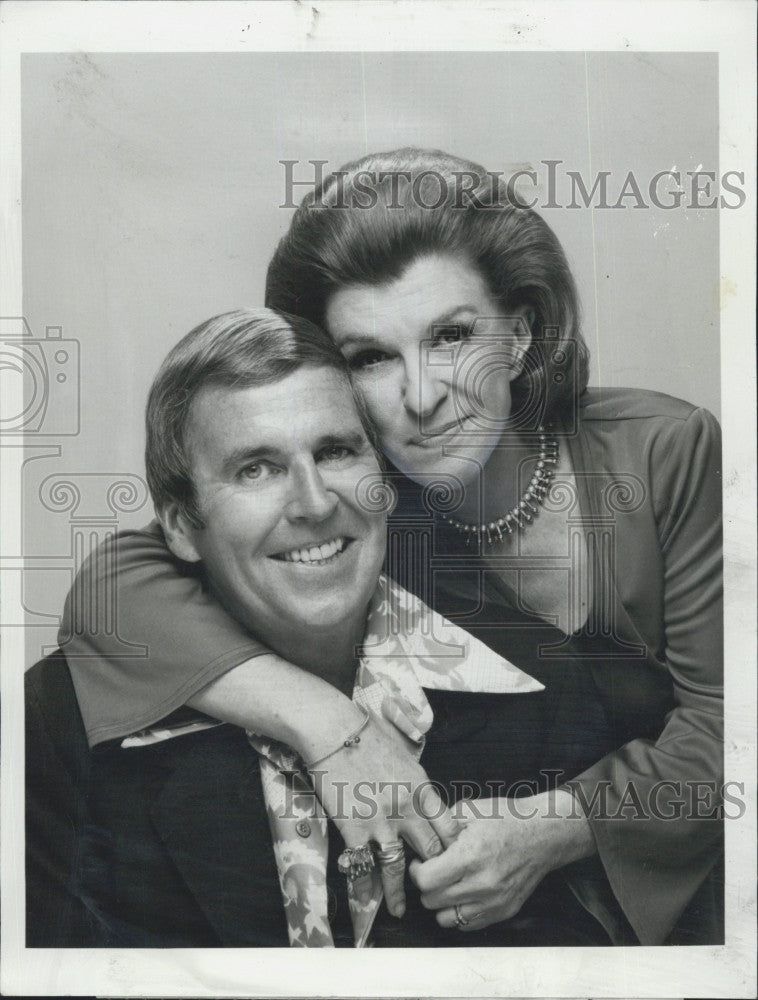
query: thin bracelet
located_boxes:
[304,706,371,770]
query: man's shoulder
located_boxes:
[26,650,90,766]
[26,649,75,705]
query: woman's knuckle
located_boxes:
[460,855,476,876]
[412,868,428,891]
[424,834,442,858]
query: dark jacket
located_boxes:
[26,651,289,947]
[26,651,622,949]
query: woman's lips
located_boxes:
[408,415,474,446]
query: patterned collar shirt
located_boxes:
[123,574,543,947]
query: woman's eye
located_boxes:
[433,323,471,345]
[347,349,390,370]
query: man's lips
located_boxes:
[268,536,355,565]
[408,415,474,446]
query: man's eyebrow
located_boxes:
[220,445,279,476]
[219,433,368,475]
[336,306,479,345]
[313,431,368,452]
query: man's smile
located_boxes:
[269,535,355,565]
[177,366,387,646]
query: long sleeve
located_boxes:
[569,406,723,944]
[59,521,267,746]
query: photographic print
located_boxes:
[1,2,755,997]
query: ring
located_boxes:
[454,904,469,927]
[375,840,405,866]
[337,844,376,881]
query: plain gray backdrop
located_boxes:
[19,51,719,665]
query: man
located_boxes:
[28,307,571,948]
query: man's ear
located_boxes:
[508,306,534,380]
[158,501,203,564]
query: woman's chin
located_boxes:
[389,442,497,494]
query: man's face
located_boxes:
[173,366,386,647]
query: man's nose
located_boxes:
[402,354,448,419]
[284,460,339,522]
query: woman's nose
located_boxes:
[284,460,338,522]
[401,357,448,419]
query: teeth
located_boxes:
[280,537,346,564]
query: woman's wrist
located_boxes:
[540,788,597,868]
[287,690,366,762]
[303,706,371,769]
[188,653,365,759]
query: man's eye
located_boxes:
[433,323,471,345]
[319,445,353,462]
[239,462,274,481]
[347,349,390,370]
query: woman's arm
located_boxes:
[189,659,461,916]
[410,406,724,944]
[59,522,459,916]
[564,406,724,943]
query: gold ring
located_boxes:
[375,840,405,865]
[454,904,469,927]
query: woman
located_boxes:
[60,148,723,945]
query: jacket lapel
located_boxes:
[148,725,289,947]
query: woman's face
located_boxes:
[325,253,532,487]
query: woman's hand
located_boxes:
[188,656,460,918]
[307,714,460,918]
[408,790,596,931]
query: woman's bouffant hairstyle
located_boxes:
[266,147,589,427]
[145,307,379,528]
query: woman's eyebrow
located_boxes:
[337,306,479,345]
[430,306,479,326]
[334,331,379,347]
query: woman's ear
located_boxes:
[157,501,203,564]
[508,306,534,380]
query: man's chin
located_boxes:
[269,597,370,638]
